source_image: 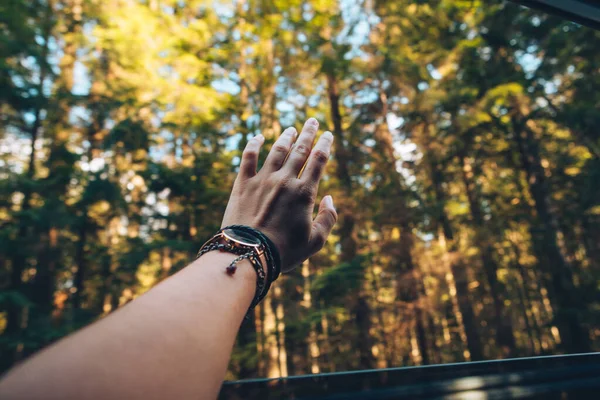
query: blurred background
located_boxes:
[1,0,599,379]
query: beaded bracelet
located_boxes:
[196,241,267,311]
[195,225,281,312]
[225,225,281,280]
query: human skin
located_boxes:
[0,118,337,400]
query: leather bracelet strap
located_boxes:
[226,225,281,281]
[220,226,278,303]
[196,241,267,310]
[196,225,280,313]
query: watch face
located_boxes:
[222,228,261,247]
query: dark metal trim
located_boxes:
[512,0,600,30]
[220,353,600,399]
[223,352,600,385]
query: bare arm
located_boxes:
[0,118,337,400]
[0,252,255,399]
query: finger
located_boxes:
[239,134,264,179]
[283,118,319,176]
[300,130,333,183]
[309,195,337,253]
[262,127,297,172]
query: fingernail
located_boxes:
[324,195,334,210]
[307,117,319,126]
[323,131,333,141]
[285,127,297,138]
[255,134,264,142]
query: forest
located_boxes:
[1,0,599,379]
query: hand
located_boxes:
[221,118,337,272]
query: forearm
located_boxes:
[0,251,255,400]
[0,118,337,399]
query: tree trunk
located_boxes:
[282,271,305,376]
[96,249,113,315]
[430,161,484,361]
[414,307,430,365]
[255,303,267,376]
[511,243,541,354]
[72,216,88,312]
[3,2,53,369]
[270,289,287,377]
[513,118,590,353]
[160,247,172,280]
[459,152,517,356]
[394,225,431,364]
[428,313,442,364]
[28,227,59,341]
[302,261,322,374]
[263,294,281,377]
[237,317,258,379]
[450,256,484,361]
[374,90,431,366]
[258,38,280,139]
[580,213,600,272]
[44,0,82,319]
[371,268,392,367]
[326,72,374,369]
[355,296,374,369]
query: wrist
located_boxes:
[195,226,276,312]
[190,251,258,300]
[222,225,282,281]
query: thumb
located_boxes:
[309,195,338,253]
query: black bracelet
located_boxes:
[222,226,279,305]
[195,225,281,314]
[226,225,281,281]
[196,241,267,310]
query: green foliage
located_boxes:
[1,0,599,379]
[312,256,367,300]
[105,119,151,153]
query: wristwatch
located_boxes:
[217,228,269,275]
[196,226,279,313]
[197,227,270,300]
